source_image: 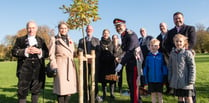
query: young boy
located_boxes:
[143,39,168,103]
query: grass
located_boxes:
[0,54,209,103]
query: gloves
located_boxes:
[115,64,122,72]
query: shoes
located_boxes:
[96,96,103,102]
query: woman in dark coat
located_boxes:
[99,29,115,99]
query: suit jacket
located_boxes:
[12,35,49,77]
[156,34,166,53]
[78,36,100,81]
[138,35,153,60]
[157,34,169,65]
[78,36,100,55]
[165,24,196,53]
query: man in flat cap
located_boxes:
[113,18,143,103]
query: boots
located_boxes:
[31,94,39,103]
[18,99,26,103]
[110,83,115,99]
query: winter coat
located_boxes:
[143,52,168,84]
[168,48,196,89]
[49,34,77,95]
[99,37,115,82]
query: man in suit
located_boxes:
[138,28,153,65]
[113,18,142,103]
[157,22,168,56]
[78,25,103,102]
[138,28,153,88]
[165,12,196,53]
[165,12,197,103]
[12,21,49,103]
[156,22,170,94]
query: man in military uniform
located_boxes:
[113,18,142,103]
[12,21,49,103]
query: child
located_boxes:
[143,39,168,103]
[168,34,196,103]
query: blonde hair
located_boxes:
[150,38,160,45]
[173,34,188,48]
[58,21,69,29]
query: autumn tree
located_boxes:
[60,0,100,55]
[36,25,55,47]
[195,24,209,53]
[0,44,5,60]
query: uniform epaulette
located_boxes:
[127,29,133,35]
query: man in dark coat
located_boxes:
[12,21,49,103]
[78,25,103,102]
[165,11,197,103]
[113,18,142,103]
[138,28,153,67]
[165,12,196,53]
[156,22,170,94]
[138,28,153,88]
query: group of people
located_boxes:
[137,12,196,103]
[12,11,196,103]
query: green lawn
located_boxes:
[0,54,209,103]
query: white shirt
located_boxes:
[28,35,37,46]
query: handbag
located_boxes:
[46,36,58,78]
[46,62,57,78]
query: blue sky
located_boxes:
[0,0,209,44]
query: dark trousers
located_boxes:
[17,60,43,102]
[126,62,141,103]
[102,82,115,98]
[83,62,99,102]
[117,68,123,89]
[57,95,70,103]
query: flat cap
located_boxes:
[113,18,126,25]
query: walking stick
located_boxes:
[79,51,84,103]
[90,50,95,103]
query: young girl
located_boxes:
[168,34,196,103]
[143,39,167,103]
